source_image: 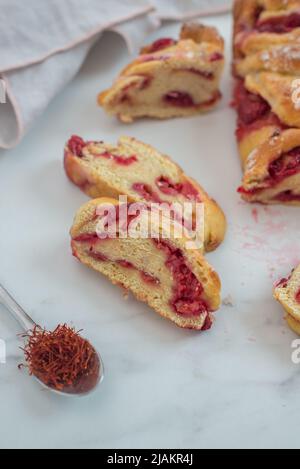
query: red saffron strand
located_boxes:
[19,324,100,393]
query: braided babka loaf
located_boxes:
[233,0,300,204]
[70,198,221,330]
[274,263,300,334]
[64,135,226,252]
[98,23,224,122]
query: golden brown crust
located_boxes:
[179,23,224,49]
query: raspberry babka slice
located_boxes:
[70,197,221,330]
[98,23,224,122]
[64,135,226,252]
[233,0,300,204]
[274,264,300,335]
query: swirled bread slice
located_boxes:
[233,0,300,204]
[98,23,224,122]
[70,197,221,330]
[274,264,300,334]
[64,135,226,251]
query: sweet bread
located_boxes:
[274,264,300,334]
[64,135,226,252]
[70,197,221,330]
[98,23,224,122]
[233,0,300,204]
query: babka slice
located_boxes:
[98,23,224,122]
[70,197,221,330]
[64,135,226,252]
[274,264,300,334]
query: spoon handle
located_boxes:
[0,284,36,332]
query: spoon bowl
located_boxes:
[0,283,104,396]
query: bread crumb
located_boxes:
[222,294,235,307]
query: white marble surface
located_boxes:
[1,14,300,449]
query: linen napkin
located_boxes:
[0,0,231,149]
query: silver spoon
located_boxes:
[0,283,104,396]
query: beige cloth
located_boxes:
[0,0,231,149]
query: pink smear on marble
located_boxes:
[234,206,300,280]
[251,208,258,223]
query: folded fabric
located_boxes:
[0,0,230,149]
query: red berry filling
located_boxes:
[233,80,284,141]
[117,260,134,268]
[73,233,99,243]
[74,237,161,287]
[239,147,300,196]
[164,91,195,107]
[154,239,210,320]
[132,183,162,203]
[256,12,300,33]
[146,38,176,53]
[68,135,86,157]
[155,176,200,202]
[96,151,137,166]
[273,190,300,202]
[295,288,300,304]
[268,147,300,182]
[116,259,160,286]
[89,250,109,262]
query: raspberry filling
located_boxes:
[67,136,137,166]
[117,260,134,268]
[238,147,300,194]
[273,190,300,202]
[115,259,160,285]
[233,80,284,141]
[96,151,137,166]
[239,146,300,196]
[73,235,161,287]
[183,68,214,80]
[234,80,269,125]
[156,176,200,201]
[154,239,210,320]
[132,183,162,203]
[140,271,160,285]
[89,250,109,262]
[164,91,195,107]
[269,147,300,181]
[146,38,176,53]
[73,233,100,243]
[256,12,300,33]
[68,135,86,157]
[209,52,224,62]
[274,275,290,289]
[295,288,300,304]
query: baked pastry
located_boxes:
[233,0,300,204]
[70,197,221,330]
[98,23,224,122]
[274,264,300,334]
[64,135,226,252]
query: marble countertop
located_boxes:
[1,14,300,449]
